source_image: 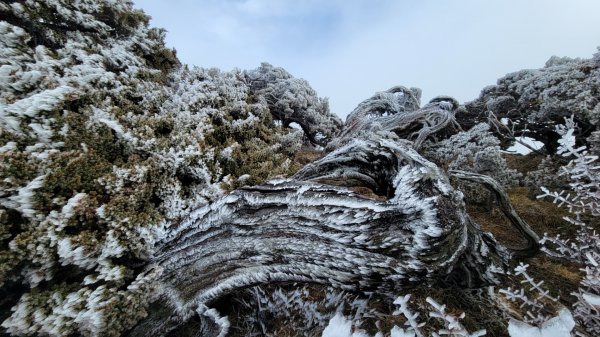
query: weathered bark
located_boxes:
[450,170,541,256]
[328,90,461,151]
[127,90,536,337]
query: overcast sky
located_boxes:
[133,0,600,119]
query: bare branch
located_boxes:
[450,170,540,257]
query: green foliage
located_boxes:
[0,1,327,335]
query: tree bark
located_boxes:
[127,93,534,337]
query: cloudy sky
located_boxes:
[133,0,600,119]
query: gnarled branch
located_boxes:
[450,170,540,257]
[328,91,461,151]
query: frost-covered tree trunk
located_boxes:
[126,94,538,337]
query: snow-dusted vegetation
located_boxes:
[1,1,599,337]
[0,1,337,336]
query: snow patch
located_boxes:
[505,137,544,155]
[508,308,574,337]
[582,292,600,307]
[322,312,368,337]
[390,326,415,337]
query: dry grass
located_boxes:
[503,153,545,175]
[465,182,585,331]
[468,187,571,251]
[527,255,582,302]
[294,148,324,166]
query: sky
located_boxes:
[133,0,600,119]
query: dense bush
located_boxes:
[423,123,520,205]
[0,1,335,335]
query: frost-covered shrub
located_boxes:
[499,263,563,327]
[234,286,379,336]
[319,294,486,337]
[463,47,600,152]
[536,116,600,335]
[540,216,600,335]
[389,294,486,337]
[245,63,342,145]
[525,156,570,194]
[0,1,176,335]
[540,116,600,216]
[236,288,488,337]
[423,123,520,204]
[483,49,599,126]
[588,131,600,155]
[0,1,330,336]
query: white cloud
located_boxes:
[134,0,600,119]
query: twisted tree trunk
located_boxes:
[127,92,536,337]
